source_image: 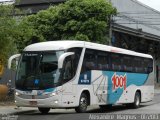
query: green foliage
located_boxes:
[15,16,44,52]
[0,5,18,65]
[0,0,117,63]
[22,0,117,44]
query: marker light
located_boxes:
[54,100,58,104]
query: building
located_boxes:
[13,0,160,84]
[15,0,65,14]
[111,0,160,83]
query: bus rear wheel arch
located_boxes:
[125,90,141,109]
[132,90,141,108]
[75,91,90,113]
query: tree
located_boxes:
[0,5,18,65]
[21,0,117,45]
[15,16,43,52]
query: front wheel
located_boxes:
[38,107,50,114]
[75,93,88,113]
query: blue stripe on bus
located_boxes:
[102,71,148,104]
[78,71,148,104]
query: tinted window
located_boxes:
[67,48,82,75]
[111,54,122,71]
[134,57,144,73]
[81,49,153,74]
[97,51,109,70]
[122,55,133,72]
[16,51,64,90]
[81,49,110,73]
[61,48,82,83]
[143,58,153,73]
[84,50,97,71]
[112,54,153,74]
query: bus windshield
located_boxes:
[16,51,64,90]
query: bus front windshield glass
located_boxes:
[16,51,64,90]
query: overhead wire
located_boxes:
[113,12,160,31]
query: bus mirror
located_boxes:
[8,54,21,69]
[58,52,74,69]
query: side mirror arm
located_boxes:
[8,54,21,69]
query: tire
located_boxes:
[99,104,112,112]
[132,91,141,109]
[75,93,88,113]
[38,107,50,114]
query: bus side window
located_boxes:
[81,49,96,73]
[142,59,147,73]
[97,51,109,70]
[122,55,133,72]
[133,58,138,73]
[111,54,122,71]
[85,53,96,71]
[67,47,83,75]
[133,57,153,73]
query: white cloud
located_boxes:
[0,0,12,1]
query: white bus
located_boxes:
[8,41,154,114]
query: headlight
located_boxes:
[54,100,58,104]
[15,92,20,96]
[50,92,57,97]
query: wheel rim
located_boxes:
[80,97,87,110]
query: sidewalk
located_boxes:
[0,106,37,114]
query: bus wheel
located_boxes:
[132,91,141,108]
[38,107,50,114]
[75,93,88,113]
[99,104,112,112]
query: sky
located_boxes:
[0,0,160,12]
[137,0,160,11]
[0,0,12,1]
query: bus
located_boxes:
[8,41,154,114]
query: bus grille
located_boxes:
[18,94,50,99]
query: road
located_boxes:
[11,93,160,120]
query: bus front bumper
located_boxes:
[15,95,62,108]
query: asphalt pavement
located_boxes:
[0,89,160,120]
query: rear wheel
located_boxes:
[132,91,141,108]
[38,107,50,114]
[75,93,88,113]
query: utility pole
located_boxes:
[109,0,112,46]
[109,15,112,46]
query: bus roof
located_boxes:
[24,40,152,59]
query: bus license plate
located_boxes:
[29,101,37,106]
